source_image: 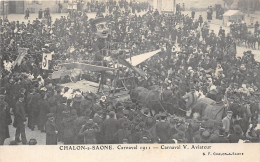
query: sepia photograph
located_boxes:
[0,0,260,152]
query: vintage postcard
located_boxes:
[0,0,259,161]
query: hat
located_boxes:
[0,94,5,99]
[59,97,67,104]
[47,113,54,118]
[121,121,130,128]
[84,93,94,100]
[74,94,83,102]
[122,138,128,143]
[28,138,37,145]
[40,87,47,91]
[71,109,77,116]
[85,119,95,128]
[160,112,167,117]
[138,122,145,129]
[18,94,25,99]
[201,130,211,138]
[100,96,106,102]
[227,110,233,114]
[123,109,129,115]
[108,111,115,117]
[92,17,107,25]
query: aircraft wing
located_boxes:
[118,58,146,78]
[51,70,71,79]
[59,63,115,72]
[125,49,161,66]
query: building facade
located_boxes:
[148,0,175,13]
[0,0,76,15]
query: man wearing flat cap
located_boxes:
[222,110,233,136]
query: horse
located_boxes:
[183,92,226,121]
[130,86,187,116]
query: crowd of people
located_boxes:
[0,1,260,145]
[85,1,150,14]
[230,21,260,49]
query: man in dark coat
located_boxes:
[210,128,229,143]
[45,113,58,145]
[30,90,41,130]
[228,125,245,143]
[114,121,131,143]
[61,109,77,144]
[38,93,50,132]
[13,94,27,144]
[25,8,30,19]
[0,95,11,145]
[155,113,170,143]
[79,119,100,144]
[191,11,195,19]
[5,78,16,110]
[38,9,43,19]
[101,111,119,144]
[55,97,67,142]
[198,15,203,27]
[26,88,35,130]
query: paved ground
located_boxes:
[4,116,47,145]
[5,12,95,23]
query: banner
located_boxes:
[42,53,52,70]
[12,47,28,68]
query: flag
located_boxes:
[42,53,52,70]
[12,48,28,68]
